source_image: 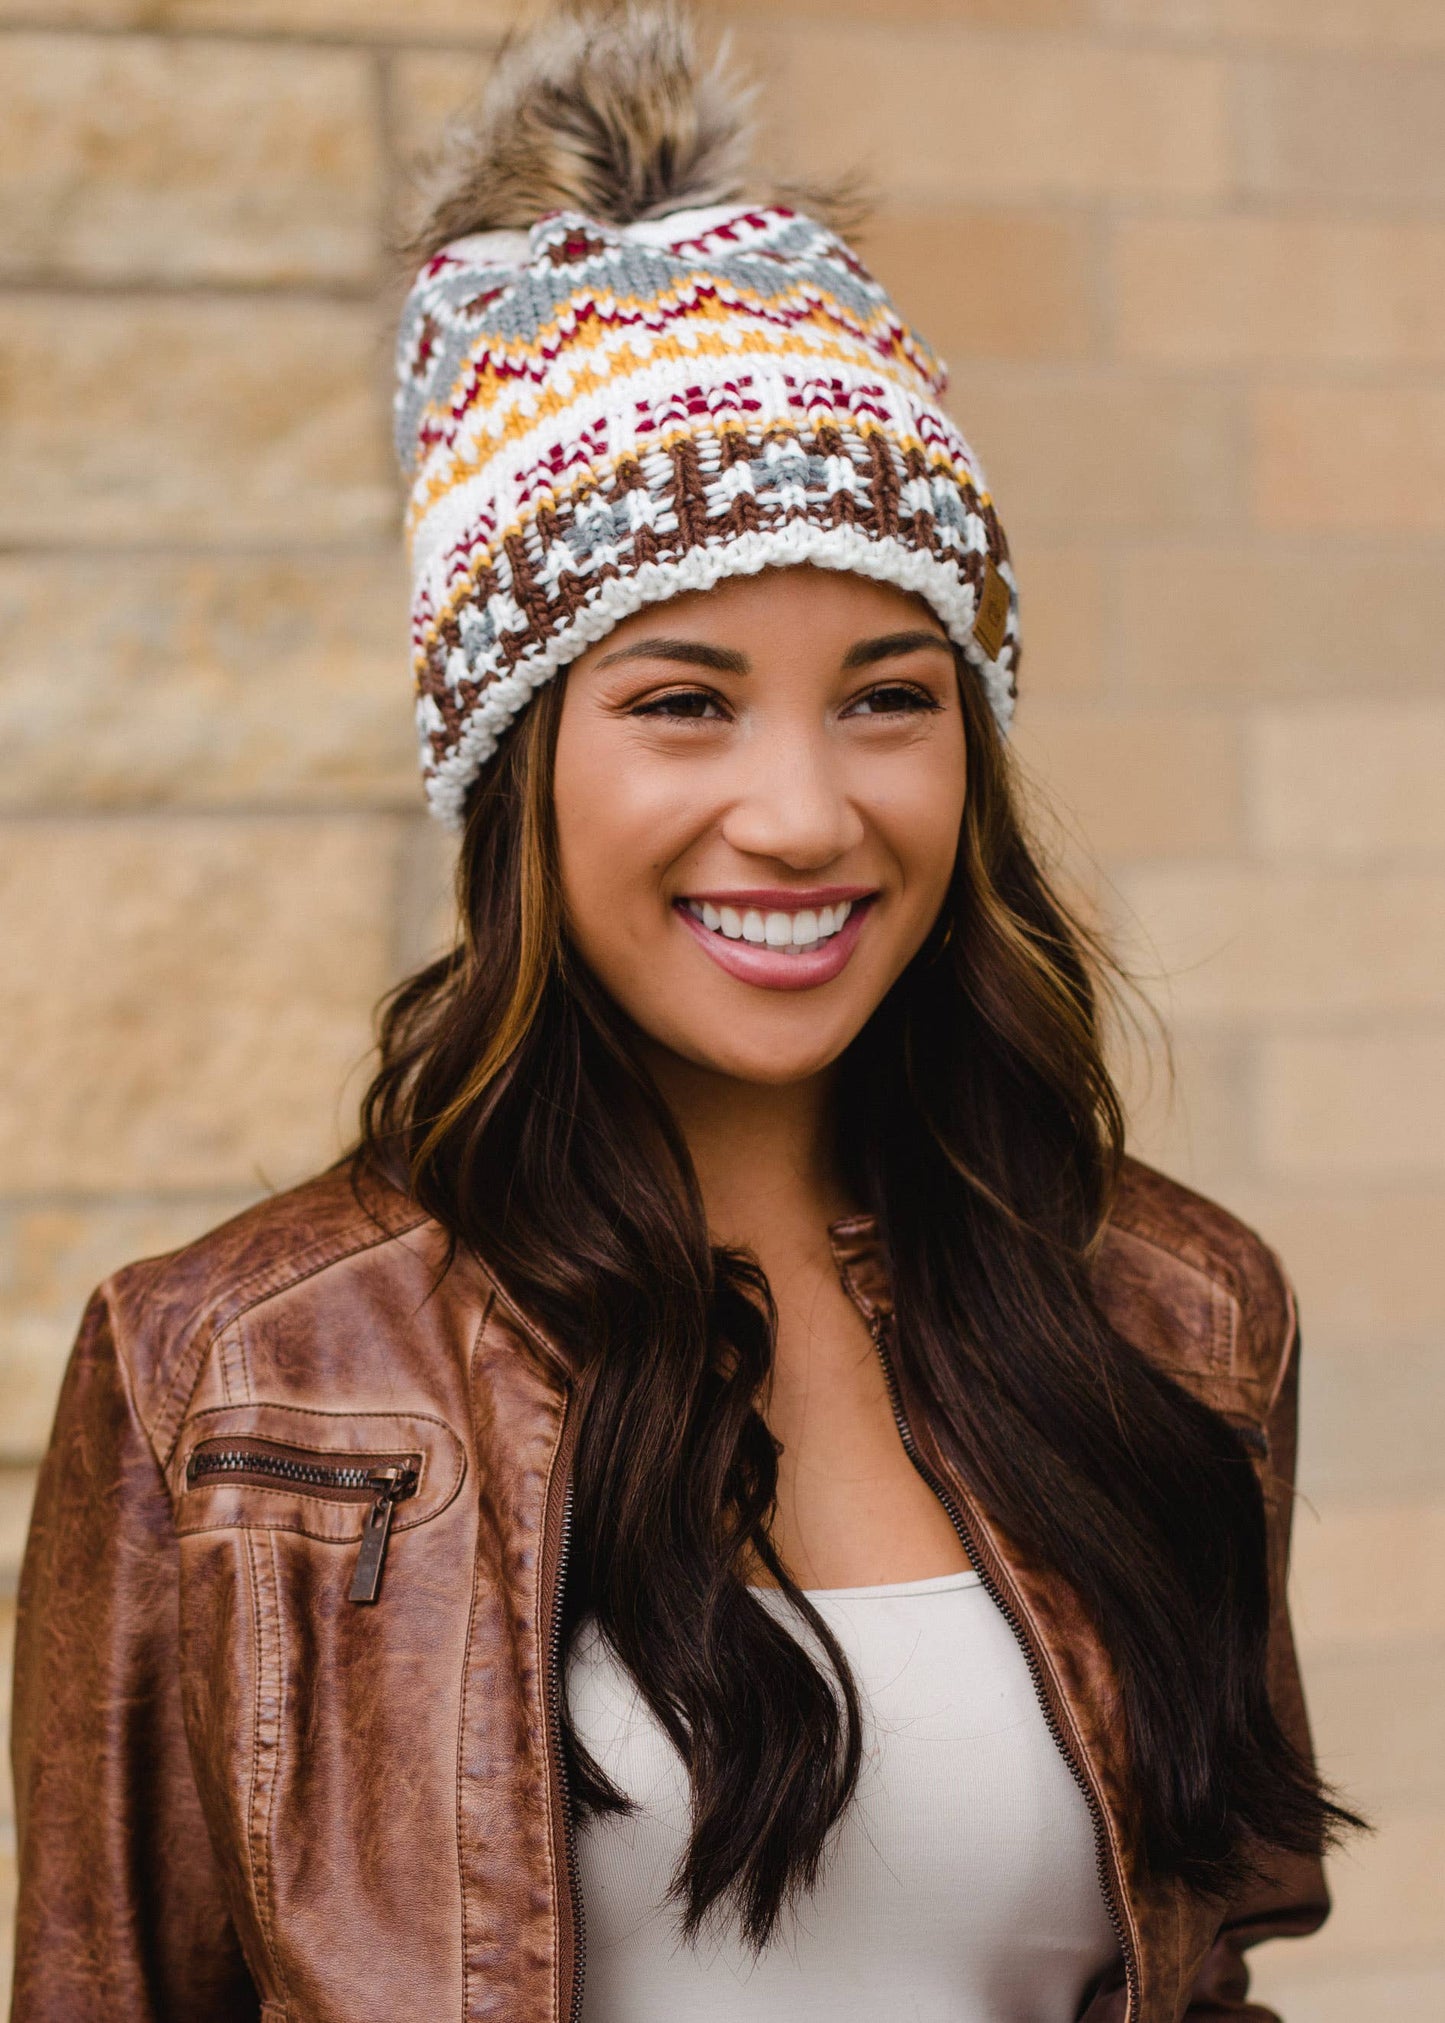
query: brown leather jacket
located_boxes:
[10,1154,1329,2023]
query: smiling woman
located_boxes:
[8,6,1359,2023]
[555,572,965,1061]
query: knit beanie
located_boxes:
[394,4,1021,830]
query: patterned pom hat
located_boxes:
[395,125,1020,830]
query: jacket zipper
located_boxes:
[185,1438,421,1604]
[540,1392,586,2023]
[867,1311,1141,2021]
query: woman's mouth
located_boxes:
[683,898,856,955]
[672,892,876,991]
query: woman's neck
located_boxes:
[640,1045,855,1260]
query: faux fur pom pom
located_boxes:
[405,1,757,259]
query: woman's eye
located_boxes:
[631,688,726,721]
[846,682,941,717]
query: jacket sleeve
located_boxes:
[1180,1296,1333,2019]
[10,1289,260,2022]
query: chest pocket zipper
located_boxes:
[186,1438,421,1603]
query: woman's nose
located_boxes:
[717,729,865,869]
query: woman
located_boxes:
[9,6,1356,2020]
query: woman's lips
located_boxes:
[673,894,876,991]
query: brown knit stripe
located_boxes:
[427,412,988,609]
[423,423,990,655]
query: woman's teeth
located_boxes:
[684,899,856,953]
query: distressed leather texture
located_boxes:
[10,1155,1328,2022]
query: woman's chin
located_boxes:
[644,1018,862,1090]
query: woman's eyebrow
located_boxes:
[593,637,750,674]
[842,630,953,668]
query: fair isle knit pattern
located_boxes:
[395,202,1022,828]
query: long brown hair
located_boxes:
[360,643,1354,1945]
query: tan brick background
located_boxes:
[1,2,1442,2013]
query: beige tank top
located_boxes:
[567,1569,1121,2021]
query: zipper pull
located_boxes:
[349,1463,417,1605]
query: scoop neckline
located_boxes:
[749,1568,982,1602]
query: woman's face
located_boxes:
[552,565,968,1087]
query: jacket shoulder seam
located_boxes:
[1103,1220,1240,1374]
[1105,1181,1296,1402]
[128,1204,432,1465]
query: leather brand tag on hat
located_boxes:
[972,558,1009,662]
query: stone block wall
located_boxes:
[1,3,1442,2013]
